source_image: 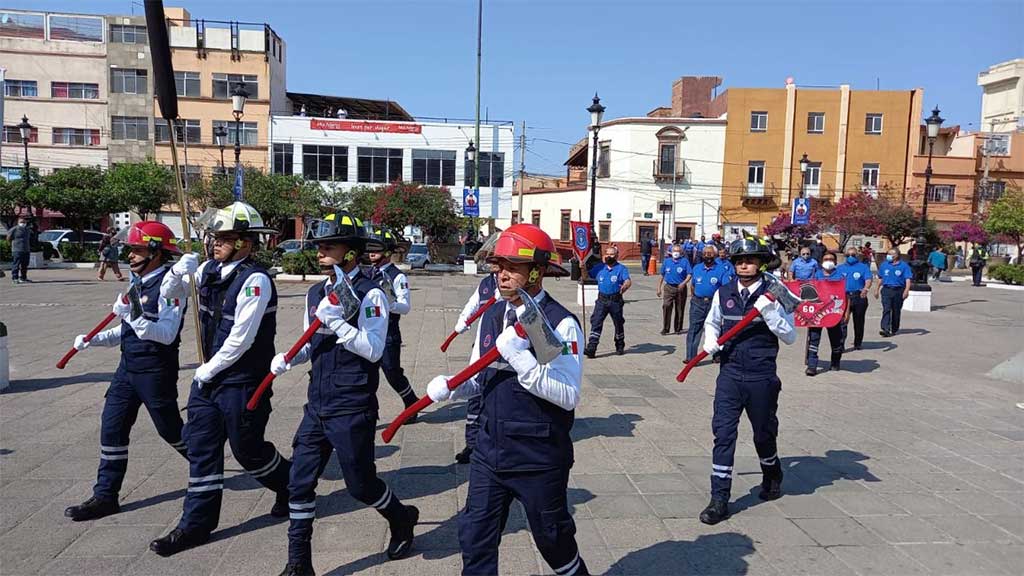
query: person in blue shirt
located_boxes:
[717,253,735,278]
[682,237,697,265]
[686,245,734,361]
[657,244,691,335]
[927,247,947,280]
[694,235,707,263]
[585,245,632,357]
[805,252,846,376]
[874,248,912,337]
[836,247,873,350]
[787,246,820,280]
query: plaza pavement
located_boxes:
[1,268,1022,575]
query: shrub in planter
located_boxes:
[281,250,319,275]
[989,264,1024,285]
[250,249,276,271]
[0,239,10,261]
[60,242,99,263]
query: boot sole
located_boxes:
[386,507,419,560]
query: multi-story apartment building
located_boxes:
[978,58,1024,134]
[105,13,154,166]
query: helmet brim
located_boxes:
[485,255,570,277]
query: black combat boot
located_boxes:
[455,445,473,464]
[699,498,729,525]
[271,490,289,518]
[149,528,210,557]
[759,470,784,501]
[278,562,315,576]
[64,496,120,521]
[386,505,419,560]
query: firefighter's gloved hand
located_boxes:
[703,340,722,356]
[315,298,355,341]
[426,375,452,402]
[193,364,214,388]
[270,353,291,376]
[454,320,469,335]
[112,293,131,317]
[172,253,199,277]
[73,334,90,351]
[753,295,778,313]
[496,325,531,358]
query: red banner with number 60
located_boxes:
[783,279,847,328]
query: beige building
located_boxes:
[0,9,109,178]
[978,59,1024,133]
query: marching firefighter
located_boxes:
[700,236,796,525]
[805,251,846,376]
[584,245,632,357]
[450,234,500,464]
[426,223,588,576]
[366,226,421,414]
[270,212,418,575]
[151,201,291,556]
[64,221,189,522]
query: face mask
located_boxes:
[886,254,895,262]
[703,256,715,264]
[823,261,836,271]
[604,257,616,266]
[671,252,681,259]
[801,255,810,261]
[847,255,858,264]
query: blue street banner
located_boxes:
[462,187,480,217]
[232,165,244,200]
[791,196,811,226]
[570,221,592,263]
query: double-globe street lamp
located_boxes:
[231,83,249,168]
[214,124,228,173]
[17,115,32,187]
[911,107,944,290]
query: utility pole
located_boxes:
[0,67,6,174]
[518,121,525,224]
[978,123,993,214]
[474,0,482,194]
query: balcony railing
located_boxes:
[652,160,685,182]
[741,183,776,208]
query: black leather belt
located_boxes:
[694,296,713,301]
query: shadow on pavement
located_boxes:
[4,371,115,392]
[120,488,187,513]
[607,533,756,575]
[932,299,988,310]
[834,359,881,374]
[625,342,676,356]
[572,413,643,442]
[854,341,896,352]
[894,328,930,336]
[732,449,878,514]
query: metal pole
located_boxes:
[589,127,599,227]
[0,67,5,174]
[474,0,481,192]
[234,116,242,167]
[518,121,525,223]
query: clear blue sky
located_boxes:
[12,0,1024,175]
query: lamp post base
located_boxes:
[903,289,933,312]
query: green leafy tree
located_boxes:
[341,182,461,241]
[0,169,44,227]
[104,160,174,220]
[37,166,121,244]
[984,186,1024,260]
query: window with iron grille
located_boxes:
[599,222,610,242]
[110,24,147,44]
[747,161,765,196]
[357,147,402,183]
[155,119,201,144]
[531,210,541,227]
[597,143,610,178]
[865,113,883,134]
[302,145,347,181]
[4,79,37,97]
[807,112,825,133]
[560,210,571,241]
[52,128,100,146]
[272,143,294,175]
[213,73,258,99]
[52,81,99,99]
[2,126,39,143]
[111,116,148,141]
[412,149,456,186]
[110,69,147,94]
[861,163,880,190]
[175,71,200,97]
[986,181,1006,200]
[926,184,955,203]
[750,111,768,132]
[658,143,676,175]
[212,121,258,146]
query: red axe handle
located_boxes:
[246,292,339,411]
[441,296,497,352]
[56,312,119,370]
[385,322,525,443]
[676,306,763,383]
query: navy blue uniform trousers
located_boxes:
[381,327,416,405]
[179,381,290,535]
[95,366,187,500]
[805,325,843,367]
[286,407,405,564]
[842,292,868,348]
[686,296,713,360]
[464,393,482,449]
[587,294,625,352]
[710,370,782,501]
[460,462,588,576]
[880,286,905,334]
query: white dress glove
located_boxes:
[454,320,470,335]
[112,293,131,317]
[74,334,90,351]
[172,253,199,277]
[427,375,452,402]
[495,325,531,359]
[703,340,722,356]
[315,298,349,332]
[753,295,776,313]
[270,353,291,376]
[194,363,214,387]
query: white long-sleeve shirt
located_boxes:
[380,263,410,316]
[452,290,583,411]
[289,267,389,366]
[702,278,797,351]
[454,274,496,334]
[162,258,273,382]
[91,266,184,347]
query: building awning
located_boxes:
[286,92,413,121]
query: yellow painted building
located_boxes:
[719,84,923,234]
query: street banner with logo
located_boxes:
[462,187,480,217]
[791,197,811,226]
[570,221,592,263]
[783,279,847,328]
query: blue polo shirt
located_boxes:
[716,256,734,277]
[691,260,733,298]
[661,257,691,286]
[836,261,872,292]
[813,268,845,282]
[590,262,631,295]
[789,257,820,280]
[878,260,912,287]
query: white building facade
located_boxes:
[978,58,1024,134]
[269,115,515,222]
[518,116,726,256]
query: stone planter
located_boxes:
[987,255,1010,269]
[428,241,461,264]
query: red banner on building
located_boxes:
[783,279,847,328]
[309,119,422,134]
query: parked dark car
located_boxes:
[273,239,308,256]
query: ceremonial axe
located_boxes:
[57,272,144,369]
[383,287,564,443]
[246,264,361,410]
[676,274,800,383]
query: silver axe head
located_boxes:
[126,271,144,321]
[762,273,801,314]
[331,265,363,322]
[515,288,567,365]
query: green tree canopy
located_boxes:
[341,182,461,240]
[37,166,120,242]
[984,186,1024,259]
[187,167,325,237]
[104,160,174,220]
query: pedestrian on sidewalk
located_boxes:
[969,243,988,286]
[656,243,691,335]
[585,245,631,357]
[787,246,820,281]
[875,248,912,337]
[7,217,33,284]
[836,247,873,350]
[686,245,733,362]
[928,247,947,281]
[640,235,654,275]
[97,234,125,281]
[805,252,846,376]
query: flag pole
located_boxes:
[578,209,587,342]
[166,122,205,363]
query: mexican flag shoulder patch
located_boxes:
[244,286,261,297]
[364,305,382,318]
[164,298,180,307]
[562,341,579,355]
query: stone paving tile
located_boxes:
[921,513,1022,543]
[826,545,930,575]
[896,542,1007,576]
[36,555,135,576]
[857,515,953,544]
[759,545,858,575]
[792,517,887,546]
[726,516,817,546]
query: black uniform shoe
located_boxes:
[699,499,729,525]
[854,344,862,351]
[271,491,289,518]
[674,329,685,335]
[660,330,669,336]
[879,330,891,337]
[150,528,210,557]
[386,505,419,560]
[830,361,841,371]
[805,366,816,377]
[455,445,473,464]
[64,496,119,521]
[584,347,596,359]
[615,346,625,356]
[278,562,315,576]
[759,472,784,501]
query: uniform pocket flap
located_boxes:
[503,421,551,438]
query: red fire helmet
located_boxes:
[125,221,183,255]
[487,223,568,276]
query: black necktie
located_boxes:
[740,288,750,304]
[505,307,517,329]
